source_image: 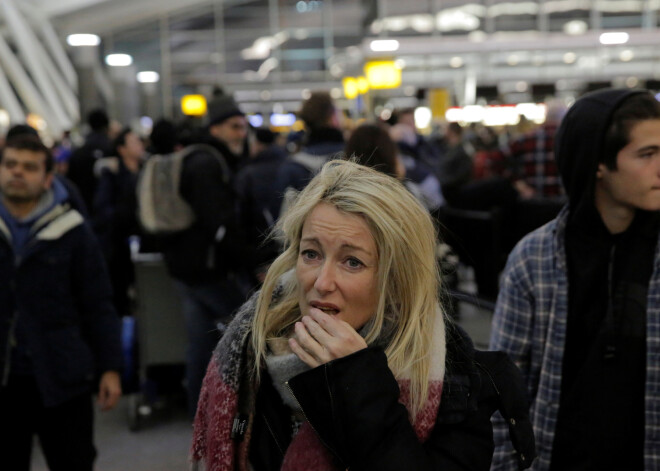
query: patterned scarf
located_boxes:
[191,291,446,470]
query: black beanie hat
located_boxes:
[208,94,244,126]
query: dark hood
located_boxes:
[555,88,647,206]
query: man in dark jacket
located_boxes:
[273,91,345,219]
[235,128,287,283]
[67,108,114,215]
[93,127,145,317]
[161,94,249,417]
[0,136,122,470]
[490,89,660,470]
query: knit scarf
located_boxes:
[190,291,446,471]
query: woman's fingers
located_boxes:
[289,336,320,368]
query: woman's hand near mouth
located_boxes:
[289,307,367,368]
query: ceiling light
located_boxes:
[515,81,528,92]
[330,64,344,77]
[370,39,400,52]
[619,49,634,62]
[105,54,133,67]
[404,86,416,97]
[626,77,639,88]
[414,107,432,129]
[395,59,406,69]
[563,52,577,64]
[301,89,312,100]
[67,34,100,47]
[330,88,342,99]
[449,56,463,68]
[563,20,588,36]
[137,71,159,83]
[599,32,629,45]
[507,54,519,66]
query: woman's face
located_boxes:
[296,202,379,330]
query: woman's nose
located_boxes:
[314,262,336,294]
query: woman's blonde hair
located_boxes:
[251,160,443,418]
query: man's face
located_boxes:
[596,119,660,213]
[0,148,53,204]
[119,132,145,161]
[210,115,248,155]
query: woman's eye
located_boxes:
[301,249,319,260]
[346,257,364,269]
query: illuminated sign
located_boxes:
[181,95,207,116]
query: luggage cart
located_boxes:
[127,251,187,431]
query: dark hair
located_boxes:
[2,135,54,173]
[87,108,110,132]
[5,124,39,141]
[344,123,399,178]
[602,92,660,169]
[299,91,335,130]
[447,122,463,137]
[113,127,134,156]
[150,119,179,154]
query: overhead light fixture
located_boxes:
[67,34,101,47]
[507,54,519,66]
[564,20,588,36]
[137,71,160,83]
[626,77,639,88]
[105,54,133,67]
[414,107,432,130]
[619,49,634,62]
[563,52,577,64]
[370,39,400,52]
[599,32,629,45]
[449,56,463,68]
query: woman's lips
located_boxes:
[310,301,340,314]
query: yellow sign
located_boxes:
[181,95,207,116]
[357,76,369,94]
[364,61,401,89]
[429,88,451,118]
[342,77,359,99]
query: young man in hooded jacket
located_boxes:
[490,88,660,470]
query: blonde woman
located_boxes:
[191,160,534,470]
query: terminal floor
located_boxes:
[33,286,493,470]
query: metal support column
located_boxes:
[160,14,174,119]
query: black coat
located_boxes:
[249,324,535,470]
[0,206,122,407]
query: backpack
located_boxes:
[137,144,229,235]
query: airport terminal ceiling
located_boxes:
[18,0,660,116]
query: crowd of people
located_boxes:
[1,85,660,470]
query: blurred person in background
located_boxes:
[235,127,288,284]
[67,108,114,216]
[0,135,122,471]
[274,91,345,218]
[93,127,145,318]
[505,101,567,200]
[160,94,250,417]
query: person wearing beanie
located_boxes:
[490,89,660,470]
[159,92,250,417]
[206,91,248,171]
